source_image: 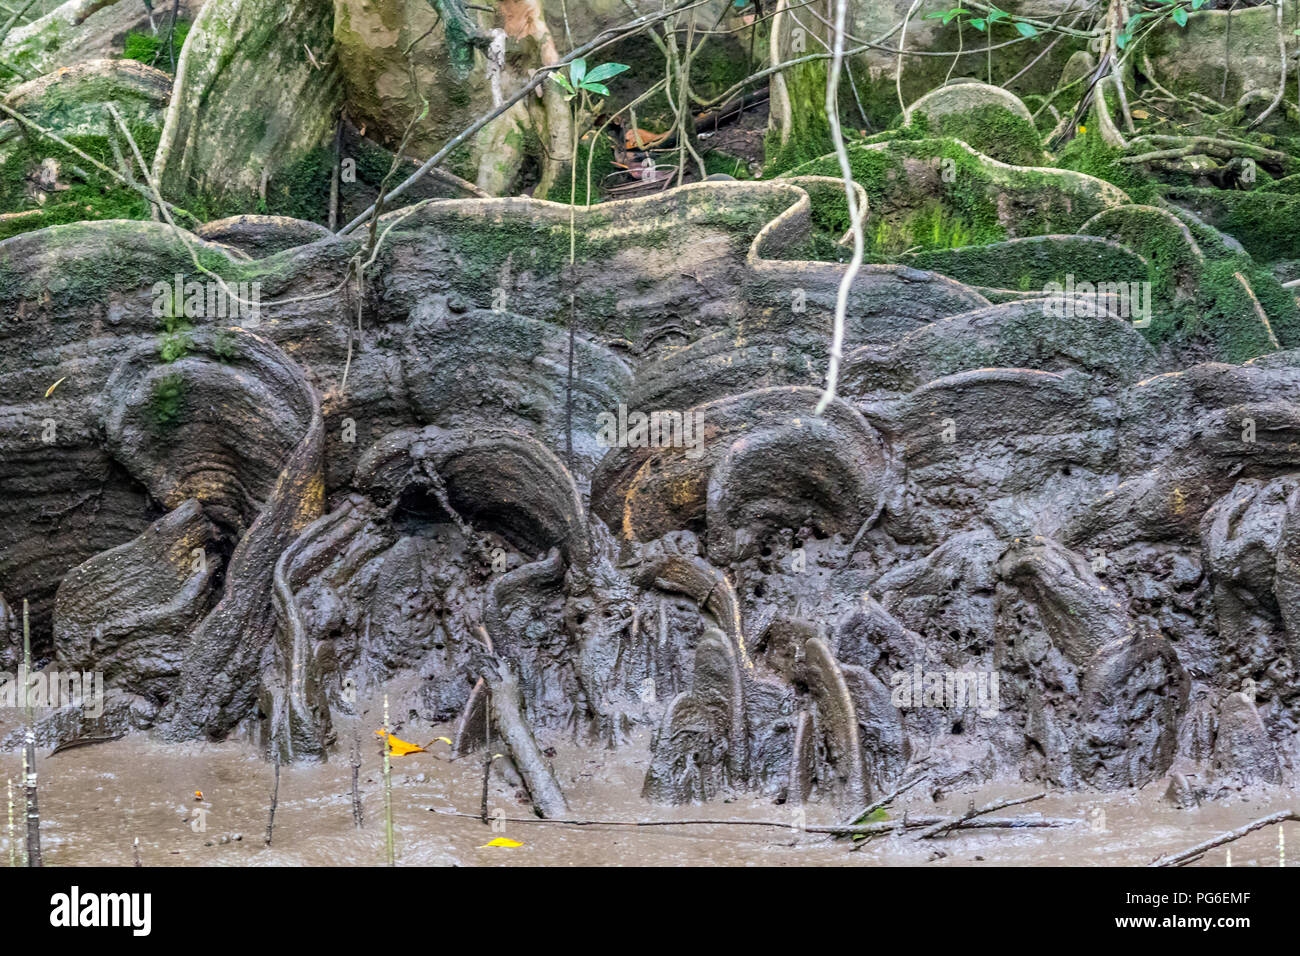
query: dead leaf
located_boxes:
[478,837,524,848]
[374,729,427,756]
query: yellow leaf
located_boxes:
[374,729,426,756]
[434,737,452,746]
[1131,109,1149,119]
[478,837,524,848]
[45,376,67,398]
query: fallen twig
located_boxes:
[21,599,39,867]
[1150,810,1298,867]
[263,754,280,847]
[429,807,1076,836]
[843,771,929,827]
[48,733,125,756]
[350,724,363,829]
[914,792,1047,840]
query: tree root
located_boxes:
[1119,135,1295,175]
[483,658,569,819]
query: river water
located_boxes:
[1,718,1291,867]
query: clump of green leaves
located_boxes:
[550,58,630,101]
[1118,0,1203,49]
[925,5,1039,37]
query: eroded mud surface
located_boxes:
[5,720,1290,867]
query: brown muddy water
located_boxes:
[0,719,1293,867]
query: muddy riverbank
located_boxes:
[2,718,1291,867]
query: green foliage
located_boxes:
[551,59,630,101]
[1117,0,1202,49]
[927,4,1038,36]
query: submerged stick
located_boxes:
[22,600,39,867]
[915,792,1046,840]
[479,685,491,825]
[350,725,363,829]
[1150,810,1299,867]
[382,695,395,866]
[6,778,12,867]
[263,754,280,847]
[843,771,929,828]
[49,733,125,756]
[429,808,1075,835]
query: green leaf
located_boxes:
[1172,7,1187,26]
[1191,0,1205,7]
[941,8,968,24]
[987,6,1007,20]
[584,62,629,83]
[551,72,575,95]
[569,57,587,86]
[1116,32,1129,49]
[1014,20,1037,36]
[970,17,985,30]
[581,81,611,96]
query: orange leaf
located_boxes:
[374,730,427,756]
[625,128,667,150]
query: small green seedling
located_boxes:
[551,59,629,101]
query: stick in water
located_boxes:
[350,725,363,829]
[264,754,280,847]
[382,694,394,866]
[22,600,39,867]
[1151,810,1298,867]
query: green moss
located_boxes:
[922,103,1044,166]
[148,372,186,427]
[263,145,334,222]
[123,21,191,70]
[1161,187,1300,265]
[545,134,617,205]
[0,122,163,240]
[1055,125,1156,203]
[904,235,1147,290]
[785,138,1015,260]
[703,150,752,179]
[1262,174,1300,195]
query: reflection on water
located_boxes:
[1,717,1292,867]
